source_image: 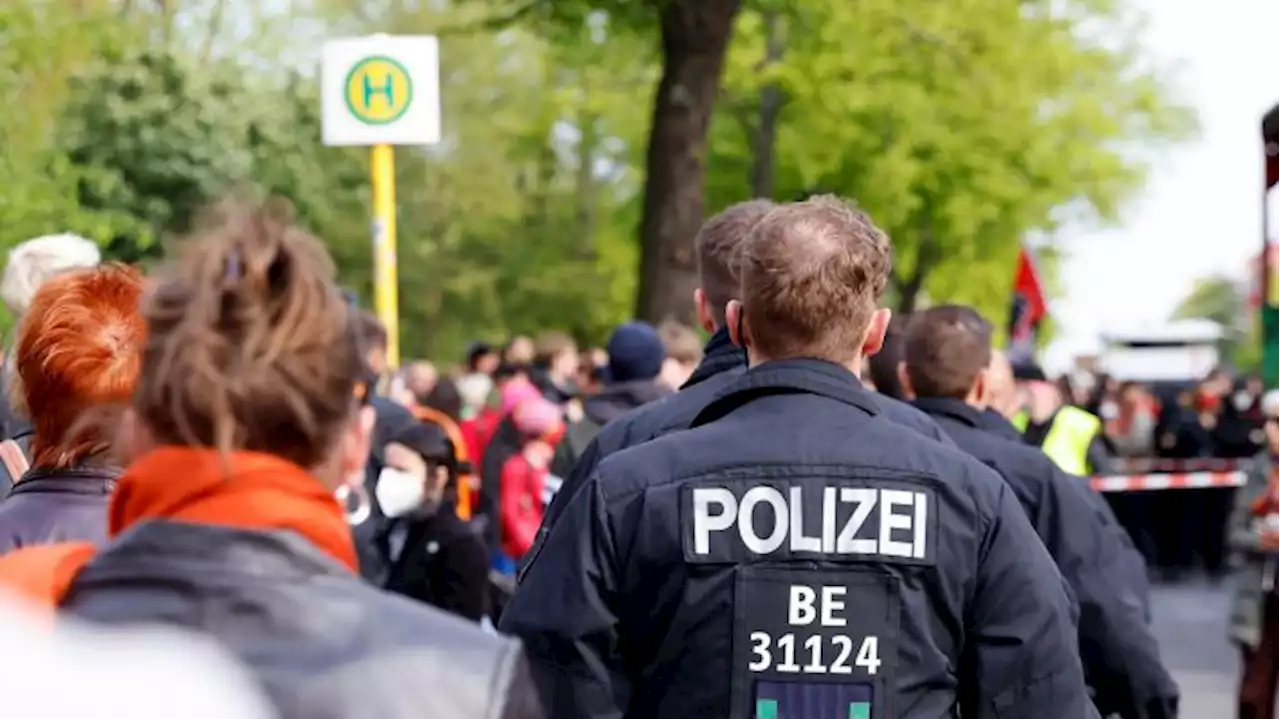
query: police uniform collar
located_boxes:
[682,327,746,389]
[691,358,880,428]
[910,396,983,427]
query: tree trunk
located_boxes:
[749,11,786,199]
[894,230,939,315]
[635,0,743,325]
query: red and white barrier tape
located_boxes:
[1089,471,1246,493]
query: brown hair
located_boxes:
[355,310,387,353]
[14,264,146,469]
[903,305,994,399]
[658,319,703,365]
[696,199,776,325]
[134,197,362,469]
[738,195,891,363]
[534,331,576,367]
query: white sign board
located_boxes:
[321,35,440,147]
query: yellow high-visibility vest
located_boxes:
[1012,405,1101,476]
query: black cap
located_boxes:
[1012,362,1047,382]
[466,341,495,370]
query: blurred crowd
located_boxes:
[1053,365,1270,581]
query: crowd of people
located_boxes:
[0,194,1272,719]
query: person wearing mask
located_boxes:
[503,196,1090,718]
[0,233,102,482]
[1227,390,1279,719]
[1012,363,1112,476]
[535,201,954,549]
[458,372,497,451]
[0,198,543,719]
[657,319,704,391]
[0,265,145,549]
[901,305,1176,719]
[1103,381,1161,568]
[350,311,420,581]
[376,419,489,623]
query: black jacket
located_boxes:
[0,467,118,555]
[537,330,954,542]
[912,398,1177,719]
[63,521,544,719]
[582,380,670,428]
[380,509,491,622]
[503,359,1090,719]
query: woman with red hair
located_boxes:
[0,264,145,554]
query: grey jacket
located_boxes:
[1226,452,1279,649]
[63,521,544,719]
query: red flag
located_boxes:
[1007,246,1047,362]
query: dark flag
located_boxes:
[1007,245,1047,365]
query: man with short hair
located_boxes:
[901,305,1177,719]
[1012,362,1111,476]
[536,199,951,538]
[504,197,1090,718]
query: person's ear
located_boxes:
[340,405,376,478]
[694,288,716,334]
[725,300,749,349]
[861,308,891,357]
[971,367,990,406]
[896,361,916,400]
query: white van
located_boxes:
[1097,320,1223,384]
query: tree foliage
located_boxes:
[0,0,1195,360]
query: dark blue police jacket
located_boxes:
[502,359,1093,719]
[912,397,1178,719]
[537,330,954,541]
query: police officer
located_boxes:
[538,200,952,542]
[1012,363,1111,476]
[900,306,1177,719]
[501,197,1093,718]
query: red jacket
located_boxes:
[460,408,502,469]
[499,453,545,559]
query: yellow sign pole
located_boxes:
[370,143,400,368]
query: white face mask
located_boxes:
[1234,392,1253,412]
[1100,402,1119,420]
[375,467,425,518]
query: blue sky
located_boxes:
[1044,0,1279,371]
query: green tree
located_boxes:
[0,2,136,253]
[712,0,1195,322]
